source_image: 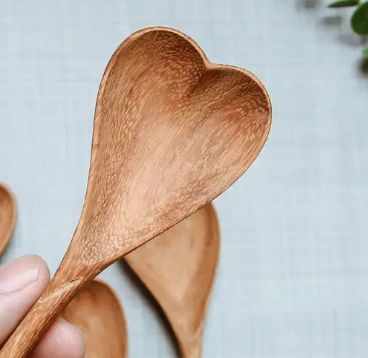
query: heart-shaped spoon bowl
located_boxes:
[126,203,219,358]
[1,27,271,357]
[75,26,272,262]
[63,280,127,358]
[0,183,16,255]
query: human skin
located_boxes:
[0,255,85,358]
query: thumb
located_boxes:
[0,255,50,344]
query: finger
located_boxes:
[0,255,50,344]
[29,318,85,358]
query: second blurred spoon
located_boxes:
[63,280,127,358]
[126,203,219,358]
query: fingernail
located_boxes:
[0,255,41,293]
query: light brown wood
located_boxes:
[0,26,271,357]
[63,280,127,358]
[126,203,219,358]
[0,183,16,255]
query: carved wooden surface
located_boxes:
[0,26,270,357]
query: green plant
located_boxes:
[328,0,368,58]
[364,47,368,58]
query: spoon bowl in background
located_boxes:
[1,26,271,357]
[0,183,16,255]
[63,280,127,358]
[126,203,219,358]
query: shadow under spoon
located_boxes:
[0,183,16,255]
[126,203,219,358]
[1,26,271,357]
[63,280,127,358]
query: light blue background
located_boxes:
[0,1,367,357]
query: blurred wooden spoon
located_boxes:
[0,183,16,255]
[63,280,127,358]
[126,203,219,358]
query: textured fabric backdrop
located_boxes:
[0,1,367,357]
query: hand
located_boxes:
[0,255,85,358]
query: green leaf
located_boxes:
[328,0,359,8]
[363,48,368,59]
[351,2,368,35]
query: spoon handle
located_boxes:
[181,342,202,358]
[179,334,203,358]
[0,262,89,358]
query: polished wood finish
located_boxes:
[0,26,271,357]
[0,183,16,255]
[126,203,219,358]
[63,280,127,358]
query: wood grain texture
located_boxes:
[63,280,127,358]
[0,26,271,357]
[126,203,219,358]
[0,183,16,255]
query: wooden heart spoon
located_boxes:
[0,183,16,255]
[126,203,219,358]
[1,26,271,357]
[63,280,127,358]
